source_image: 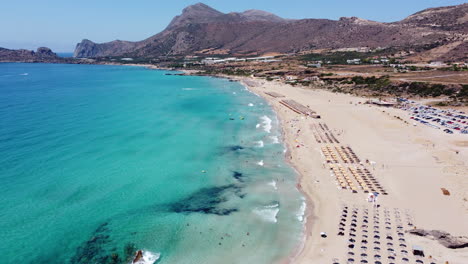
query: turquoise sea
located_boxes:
[0,63,305,264]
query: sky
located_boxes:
[1,0,466,52]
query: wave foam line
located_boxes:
[260,116,272,133]
[253,203,279,223]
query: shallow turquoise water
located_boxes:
[0,63,305,264]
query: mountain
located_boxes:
[399,4,468,32]
[0,47,61,62]
[73,3,468,61]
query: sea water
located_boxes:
[0,63,305,264]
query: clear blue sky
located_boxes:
[1,0,466,52]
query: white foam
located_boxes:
[269,136,279,144]
[19,73,29,76]
[297,201,307,222]
[260,116,272,133]
[232,92,237,95]
[257,160,264,166]
[248,103,254,107]
[255,140,264,148]
[268,180,278,190]
[182,88,196,91]
[256,123,260,129]
[253,204,280,223]
[132,251,160,264]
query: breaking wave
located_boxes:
[132,251,160,264]
[255,140,264,148]
[260,116,272,133]
[253,203,280,223]
[297,200,307,222]
[268,180,278,190]
[269,136,279,144]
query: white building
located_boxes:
[346,59,361,65]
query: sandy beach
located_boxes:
[235,77,468,264]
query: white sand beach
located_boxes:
[237,77,468,264]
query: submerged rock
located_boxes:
[228,145,244,151]
[167,184,240,215]
[232,171,245,182]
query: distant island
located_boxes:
[0,47,62,63]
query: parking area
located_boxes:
[397,99,468,134]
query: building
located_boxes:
[308,62,322,68]
[347,59,361,65]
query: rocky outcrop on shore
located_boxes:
[408,229,468,249]
[0,47,62,63]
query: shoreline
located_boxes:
[116,66,317,263]
[232,76,468,264]
[44,63,468,263]
[4,62,466,263]
[121,65,467,264]
[236,78,317,264]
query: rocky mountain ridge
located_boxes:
[73,3,468,60]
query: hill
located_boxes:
[72,3,467,61]
[0,47,61,63]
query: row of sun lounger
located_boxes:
[328,163,388,195]
[336,146,360,164]
[354,167,388,195]
[312,123,340,143]
[322,145,361,164]
[322,146,340,163]
[334,206,419,264]
[280,100,321,118]
[329,164,358,192]
[313,122,390,195]
[264,92,285,98]
[323,144,388,194]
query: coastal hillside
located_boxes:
[0,47,61,63]
[73,3,468,60]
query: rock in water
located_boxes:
[132,250,144,263]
